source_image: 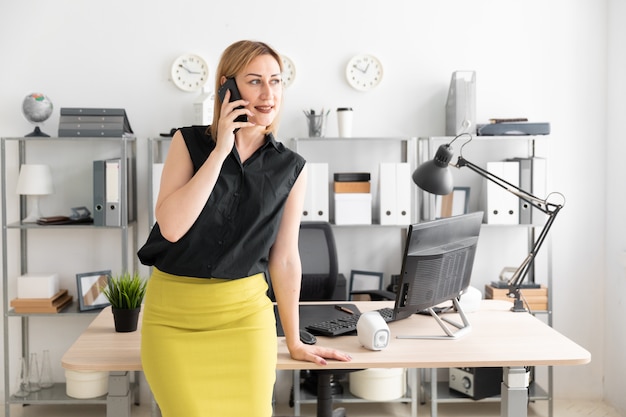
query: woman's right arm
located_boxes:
[154,130,229,242]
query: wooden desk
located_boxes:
[62,300,590,417]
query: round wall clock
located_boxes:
[171,54,209,92]
[281,54,296,88]
[345,54,383,91]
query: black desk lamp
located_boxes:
[412,133,564,312]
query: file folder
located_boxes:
[105,158,121,226]
[92,160,106,226]
[395,163,411,225]
[445,71,476,136]
[151,163,164,225]
[484,160,519,225]
[379,163,411,225]
[379,163,397,225]
[301,163,329,222]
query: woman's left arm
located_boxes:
[269,166,352,365]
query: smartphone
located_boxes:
[218,78,247,124]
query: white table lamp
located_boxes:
[15,164,53,223]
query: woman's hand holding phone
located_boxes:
[218,78,250,135]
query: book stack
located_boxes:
[484,284,548,311]
[334,172,372,225]
[10,289,73,313]
[58,108,133,137]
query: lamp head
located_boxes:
[412,144,455,195]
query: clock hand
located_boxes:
[178,64,200,75]
[352,64,367,74]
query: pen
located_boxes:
[335,305,355,315]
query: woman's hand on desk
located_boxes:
[288,342,352,366]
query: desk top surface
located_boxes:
[61,300,590,372]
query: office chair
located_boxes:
[348,269,395,301]
[268,221,348,417]
[267,221,339,302]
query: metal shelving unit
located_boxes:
[1,136,137,416]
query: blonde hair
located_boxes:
[209,40,283,140]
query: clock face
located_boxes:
[280,54,296,88]
[171,54,209,92]
[346,54,383,91]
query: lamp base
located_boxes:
[511,298,527,313]
[20,196,44,223]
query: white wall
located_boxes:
[604,0,626,412]
[0,0,620,411]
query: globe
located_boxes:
[22,93,53,137]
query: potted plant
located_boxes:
[102,271,147,332]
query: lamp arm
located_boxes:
[453,155,564,311]
[455,156,551,214]
[507,205,561,290]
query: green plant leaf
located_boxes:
[101,271,147,309]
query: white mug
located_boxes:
[336,107,353,137]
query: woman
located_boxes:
[138,40,351,417]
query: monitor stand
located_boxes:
[396,297,472,340]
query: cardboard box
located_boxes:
[17,273,59,299]
[484,284,548,311]
[334,181,371,193]
[334,193,372,225]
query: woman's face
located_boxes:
[235,54,282,128]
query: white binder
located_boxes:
[484,160,519,225]
[379,162,411,225]
[105,158,121,226]
[302,163,329,222]
[379,163,397,225]
[151,163,164,225]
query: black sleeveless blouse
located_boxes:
[138,126,306,279]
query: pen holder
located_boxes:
[305,113,326,137]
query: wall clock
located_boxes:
[281,54,296,88]
[171,54,209,92]
[345,54,383,91]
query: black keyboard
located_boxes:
[305,307,395,337]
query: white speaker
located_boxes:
[356,311,390,350]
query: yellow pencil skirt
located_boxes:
[141,268,277,417]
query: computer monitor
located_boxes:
[392,211,483,339]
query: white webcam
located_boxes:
[357,311,390,351]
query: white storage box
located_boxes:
[334,193,372,225]
[349,368,406,401]
[65,370,109,399]
[17,273,59,298]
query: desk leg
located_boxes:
[107,371,131,417]
[500,367,530,417]
[430,368,438,417]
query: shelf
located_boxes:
[6,301,104,317]
[1,136,136,142]
[422,380,549,404]
[5,220,137,230]
[292,136,415,143]
[9,383,106,405]
[295,379,416,405]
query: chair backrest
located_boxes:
[298,221,338,301]
[266,221,339,302]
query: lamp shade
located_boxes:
[16,164,53,196]
[412,144,454,195]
